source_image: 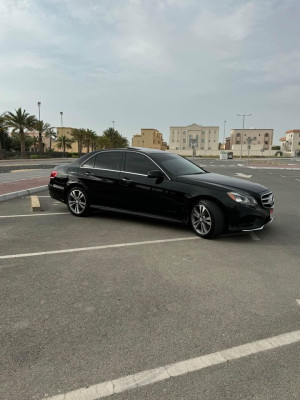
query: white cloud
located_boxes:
[261,51,300,83]
[192,3,256,43]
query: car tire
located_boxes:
[67,187,90,217]
[190,199,225,239]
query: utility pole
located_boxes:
[223,120,226,150]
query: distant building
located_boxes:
[169,123,219,151]
[25,130,51,152]
[280,129,300,155]
[225,137,231,150]
[132,129,167,150]
[56,127,78,153]
[230,129,273,151]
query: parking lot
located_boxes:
[1,160,299,400]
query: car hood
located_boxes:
[177,172,268,195]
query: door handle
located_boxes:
[122,177,133,183]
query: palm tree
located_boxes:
[4,108,37,158]
[56,135,73,156]
[71,128,85,156]
[34,120,52,155]
[95,135,110,150]
[44,128,57,152]
[102,127,129,148]
[32,136,39,152]
[84,129,97,153]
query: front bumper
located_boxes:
[227,205,274,232]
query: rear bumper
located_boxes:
[48,183,65,203]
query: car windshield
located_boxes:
[150,153,205,176]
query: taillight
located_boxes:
[50,171,58,178]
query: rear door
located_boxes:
[78,151,123,207]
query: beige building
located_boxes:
[280,129,300,155]
[56,127,79,153]
[230,129,273,152]
[132,129,167,150]
[169,123,219,151]
[26,130,51,152]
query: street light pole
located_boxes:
[60,112,63,127]
[237,114,252,159]
[37,102,41,122]
[223,120,226,150]
[112,121,115,129]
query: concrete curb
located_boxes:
[0,185,48,202]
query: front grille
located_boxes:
[261,192,274,209]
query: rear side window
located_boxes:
[125,153,156,175]
[82,155,95,168]
[94,152,122,171]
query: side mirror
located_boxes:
[147,170,165,179]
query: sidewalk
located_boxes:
[0,169,51,202]
[0,158,70,202]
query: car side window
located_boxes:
[125,153,156,175]
[94,152,122,171]
[82,155,95,168]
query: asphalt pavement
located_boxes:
[1,156,300,400]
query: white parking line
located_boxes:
[0,212,69,219]
[0,237,199,259]
[43,330,300,400]
[249,232,260,241]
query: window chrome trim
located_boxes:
[120,170,147,177]
[80,150,171,180]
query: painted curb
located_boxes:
[0,185,48,202]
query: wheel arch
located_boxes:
[186,195,228,228]
[64,181,88,202]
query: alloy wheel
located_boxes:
[68,189,87,215]
[191,203,212,235]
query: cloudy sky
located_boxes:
[1,0,299,144]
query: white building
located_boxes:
[169,123,219,152]
[280,130,300,156]
[230,129,273,151]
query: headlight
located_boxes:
[227,192,257,206]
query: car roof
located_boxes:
[127,147,166,154]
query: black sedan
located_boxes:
[48,148,274,239]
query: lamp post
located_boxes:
[37,102,41,122]
[223,120,226,150]
[60,112,63,127]
[237,114,252,159]
[112,120,115,129]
